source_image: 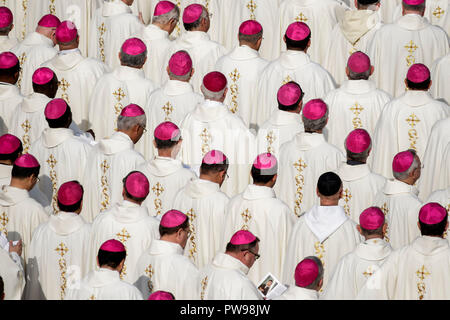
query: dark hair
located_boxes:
[285,33,311,51]
[57,181,84,212]
[251,165,277,184]
[155,136,179,150]
[402,2,425,12]
[317,172,342,196]
[226,236,260,253]
[200,162,229,176]
[278,82,304,112]
[97,249,126,269]
[0,61,20,79]
[159,217,190,237]
[0,24,13,36]
[11,164,40,180]
[406,78,431,90]
[183,14,203,31]
[122,171,148,203]
[238,31,263,44]
[360,224,384,237]
[32,74,59,98]
[419,213,448,237]
[46,105,72,128]
[0,143,23,162]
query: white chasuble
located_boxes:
[81,131,146,223]
[133,239,200,300]
[137,156,196,218]
[275,132,345,218]
[426,188,450,218]
[430,53,450,105]
[172,178,230,269]
[89,200,160,284]
[256,109,304,157]
[279,0,348,66]
[0,35,18,53]
[357,236,450,300]
[162,31,227,93]
[180,100,256,198]
[282,205,361,290]
[0,185,49,265]
[369,91,450,179]
[0,82,23,135]
[367,13,449,98]
[199,252,262,300]
[65,268,143,300]
[336,162,386,223]
[0,232,24,300]
[8,0,36,42]
[274,286,319,300]
[29,128,92,213]
[424,0,450,36]
[221,185,294,285]
[374,179,422,250]
[215,45,269,128]
[321,238,392,300]
[255,50,335,127]
[42,49,109,131]
[145,80,203,160]
[25,211,91,300]
[325,80,391,155]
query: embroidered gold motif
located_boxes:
[175,0,182,36]
[404,40,418,67]
[266,130,276,154]
[363,265,375,278]
[200,276,208,300]
[282,75,293,85]
[342,188,352,216]
[0,212,8,236]
[406,113,420,151]
[247,0,257,20]
[162,102,174,121]
[349,47,357,56]
[381,202,390,243]
[58,78,71,103]
[17,52,27,89]
[152,182,165,217]
[314,241,325,268]
[113,88,126,129]
[186,209,197,261]
[98,23,107,63]
[199,128,211,157]
[350,102,364,129]
[416,265,430,300]
[49,0,56,15]
[21,120,31,153]
[55,242,69,300]
[47,154,59,214]
[444,203,449,239]
[89,295,96,300]
[204,0,210,11]
[433,6,445,18]
[145,264,154,292]
[293,158,307,217]
[295,12,308,23]
[116,228,131,280]
[241,209,252,230]
[100,160,110,212]
[229,69,240,114]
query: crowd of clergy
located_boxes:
[0,0,448,301]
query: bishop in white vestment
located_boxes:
[427,188,450,218]
[0,6,18,53]
[430,52,450,105]
[0,232,24,300]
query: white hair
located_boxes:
[200,84,226,101]
[302,110,329,132]
[117,114,146,131]
[393,149,420,181]
[152,5,180,24]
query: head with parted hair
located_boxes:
[295,256,324,291]
[392,149,421,183]
[152,3,180,26]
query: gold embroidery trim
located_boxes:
[116,228,131,280]
[49,0,56,15]
[152,182,165,217]
[200,276,208,300]
[98,23,107,63]
[406,113,420,151]
[229,69,240,114]
[295,12,308,23]
[363,265,375,278]
[55,242,69,300]
[433,6,444,18]
[266,130,276,154]
[241,208,252,230]
[199,128,211,157]
[47,154,59,214]
[342,188,352,216]
[113,88,126,129]
[175,0,182,36]
[293,158,307,217]
[381,202,390,243]
[145,264,154,292]
[350,102,364,129]
[58,78,70,104]
[404,40,418,67]
[416,265,430,300]
[247,0,257,20]
[162,102,174,121]
[21,1,28,41]
[186,209,197,262]
[0,212,8,236]
[100,160,110,212]
[282,75,292,85]
[17,53,27,89]
[21,120,31,153]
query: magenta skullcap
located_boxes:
[121,37,147,56]
[55,20,78,43]
[239,20,263,35]
[169,50,192,76]
[120,104,145,117]
[392,150,415,173]
[160,210,187,228]
[202,150,227,165]
[100,239,126,253]
[203,71,227,92]
[403,0,424,4]
[0,6,13,28]
[277,82,302,106]
[302,99,327,120]
[0,51,18,69]
[230,230,257,245]
[148,291,175,300]
[154,1,176,16]
[57,181,83,206]
[45,98,68,120]
[406,63,430,83]
[285,22,310,41]
[125,171,149,199]
[154,121,181,141]
[347,51,371,73]
[183,4,203,24]
[359,207,385,230]
[14,153,40,168]
[32,67,54,85]
[345,129,372,154]
[419,202,447,225]
[37,14,61,28]
[253,153,277,170]
[0,134,21,154]
[294,258,319,288]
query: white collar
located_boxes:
[278,50,311,69]
[102,0,132,17]
[269,109,303,126]
[141,24,169,40]
[396,14,428,30]
[144,156,184,177]
[163,79,194,96]
[110,200,149,223]
[228,45,261,61]
[21,92,50,113]
[98,131,134,155]
[282,286,319,300]
[87,268,121,287]
[400,90,435,107]
[383,179,419,196]
[184,178,222,198]
[41,127,75,148]
[339,80,377,95]
[355,238,392,261]
[336,162,372,181]
[58,48,81,56]
[113,65,145,81]
[212,252,250,275]
[192,100,230,122]
[0,185,30,207]
[242,184,276,201]
[294,132,327,150]
[304,205,349,243]
[148,239,184,255]
[48,211,86,236]
[412,236,449,256]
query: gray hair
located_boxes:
[302,256,324,290]
[402,2,426,13]
[200,84,226,101]
[345,141,372,162]
[302,109,329,132]
[120,49,147,68]
[393,149,420,181]
[184,7,209,30]
[238,31,263,44]
[168,70,191,82]
[348,68,371,80]
[117,114,147,131]
[152,5,180,24]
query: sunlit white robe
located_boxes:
[430,53,450,105]
[274,285,319,300]
[426,187,449,216]
[0,232,24,300]
[0,82,23,135]
[0,35,18,52]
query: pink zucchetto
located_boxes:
[14,154,40,168]
[154,121,181,141]
[148,291,175,300]
[154,1,176,16]
[359,207,385,230]
[403,0,424,5]
[0,134,21,154]
[120,104,145,117]
[277,82,302,106]
[121,38,147,56]
[57,181,83,206]
[406,63,430,83]
[55,20,78,43]
[202,150,227,165]
[285,22,310,41]
[32,67,54,85]
[37,14,61,28]
[230,230,257,245]
[295,258,319,288]
[45,99,68,120]
[203,71,227,92]
[419,202,447,225]
[253,153,277,170]
[347,51,371,73]
[345,129,372,154]
[125,171,149,199]
[302,99,327,120]
[239,20,263,35]
[169,50,192,76]
[160,210,188,228]
[183,4,203,24]
[0,52,18,69]
[100,239,126,253]
[0,7,13,28]
[392,150,414,173]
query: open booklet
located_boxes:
[256,272,287,300]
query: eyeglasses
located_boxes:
[242,249,260,260]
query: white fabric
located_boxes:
[379,0,402,23]
[133,239,200,300]
[426,188,450,215]
[370,90,450,179]
[8,0,35,42]
[430,53,450,105]
[274,285,319,300]
[0,239,24,300]
[0,35,18,52]
[0,82,23,135]
[275,132,345,217]
[424,0,450,36]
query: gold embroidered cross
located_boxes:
[49,0,56,15]
[113,88,125,102]
[186,208,196,222]
[200,128,211,156]
[89,295,96,300]
[247,0,257,20]
[363,266,374,278]
[55,243,69,257]
[21,120,31,132]
[350,102,364,116]
[314,242,325,267]
[47,154,57,169]
[282,75,293,85]
[295,12,308,23]
[162,102,174,121]
[59,78,70,92]
[186,209,197,259]
[0,212,8,235]
[116,228,131,243]
[145,264,154,278]
[416,265,430,300]
[294,159,307,172]
[266,131,276,153]
[98,23,106,35]
[405,40,418,54]
[229,69,240,83]
[406,114,420,127]
[343,188,352,202]
[433,6,444,18]
[241,209,252,230]
[416,265,430,281]
[101,160,109,174]
[381,203,389,216]
[152,182,165,197]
